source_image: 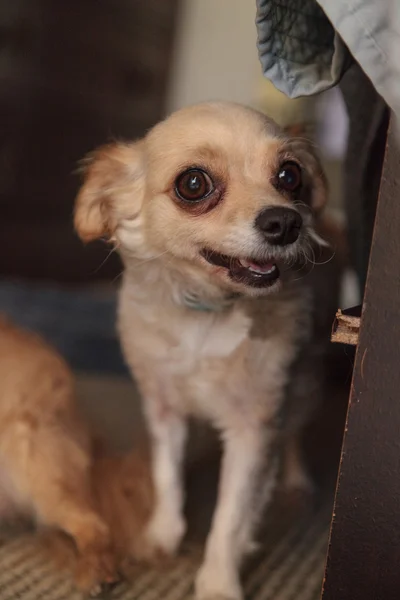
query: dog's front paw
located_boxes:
[136,509,186,563]
[195,563,243,600]
[74,546,119,597]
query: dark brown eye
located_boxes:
[277,161,302,192]
[175,169,214,202]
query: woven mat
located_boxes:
[0,498,331,600]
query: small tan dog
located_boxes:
[0,317,153,594]
[75,102,341,600]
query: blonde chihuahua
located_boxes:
[75,102,340,600]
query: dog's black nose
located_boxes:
[255,207,302,246]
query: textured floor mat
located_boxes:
[0,499,330,600]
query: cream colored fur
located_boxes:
[75,102,339,600]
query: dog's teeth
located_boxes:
[240,259,276,275]
[249,266,275,274]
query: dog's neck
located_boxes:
[122,254,242,313]
[180,289,241,312]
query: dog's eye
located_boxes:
[277,162,302,193]
[175,169,214,202]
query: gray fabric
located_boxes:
[339,64,388,290]
[256,0,393,111]
[318,0,389,104]
[256,0,351,98]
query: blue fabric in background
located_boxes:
[0,281,129,377]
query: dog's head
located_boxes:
[75,102,327,296]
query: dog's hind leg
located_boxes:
[0,420,117,594]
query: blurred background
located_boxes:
[0,0,356,367]
[0,3,355,598]
[0,0,349,283]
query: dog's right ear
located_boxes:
[74,141,145,242]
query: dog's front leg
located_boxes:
[195,425,276,600]
[142,400,188,560]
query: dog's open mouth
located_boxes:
[200,249,280,288]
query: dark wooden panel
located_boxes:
[321,119,400,600]
[0,0,180,282]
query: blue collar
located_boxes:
[182,292,240,312]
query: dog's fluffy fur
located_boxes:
[0,317,153,594]
[75,102,342,600]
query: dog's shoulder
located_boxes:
[243,286,311,346]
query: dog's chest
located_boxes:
[166,308,252,372]
[120,282,305,421]
[161,304,299,422]
[119,286,253,372]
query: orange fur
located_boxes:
[0,317,153,594]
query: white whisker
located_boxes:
[127,249,170,270]
[91,246,118,275]
[308,230,330,248]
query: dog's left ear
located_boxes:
[299,141,328,213]
[74,141,145,242]
[284,126,328,214]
